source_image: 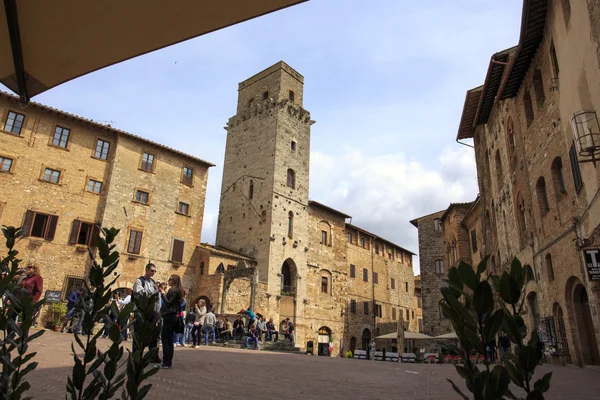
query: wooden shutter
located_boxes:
[89,224,100,247]
[133,231,142,254]
[22,210,35,236]
[69,220,80,245]
[127,230,136,253]
[569,143,583,192]
[171,239,184,263]
[45,215,58,240]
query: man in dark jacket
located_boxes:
[61,288,82,332]
[233,316,245,340]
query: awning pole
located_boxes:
[4,0,28,104]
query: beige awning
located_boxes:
[375,331,433,340]
[435,331,459,339]
[0,0,307,103]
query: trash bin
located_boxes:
[307,341,314,355]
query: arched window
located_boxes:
[495,149,503,186]
[289,90,295,102]
[248,180,254,200]
[319,220,332,246]
[288,211,294,238]
[546,253,555,281]
[248,98,254,108]
[320,270,332,295]
[287,169,296,189]
[551,157,566,198]
[516,192,528,249]
[536,177,550,214]
[506,117,517,168]
[525,265,535,282]
[199,261,205,275]
[523,91,534,126]
[533,69,545,107]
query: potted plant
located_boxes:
[50,302,67,331]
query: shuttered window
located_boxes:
[350,299,356,313]
[373,271,378,284]
[569,142,583,193]
[171,239,185,263]
[69,220,99,246]
[363,301,369,315]
[350,264,355,278]
[363,268,368,282]
[22,210,58,240]
[127,229,143,254]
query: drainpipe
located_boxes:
[456,138,474,149]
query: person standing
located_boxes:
[498,333,511,362]
[191,299,206,348]
[117,289,132,340]
[61,288,81,333]
[204,308,217,344]
[184,307,195,344]
[285,317,295,343]
[256,317,267,341]
[132,263,160,362]
[19,265,44,327]
[174,296,187,347]
[157,274,183,369]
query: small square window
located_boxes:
[0,156,13,172]
[43,168,61,183]
[363,268,368,282]
[171,238,185,263]
[182,166,193,185]
[391,278,395,289]
[4,111,25,135]
[263,91,269,100]
[69,220,97,246]
[347,232,352,243]
[135,190,149,204]
[94,139,110,160]
[52,126,70,148]
[360,237,366,248]
[291,141,296,151]
[87,179,102,193]
[177,201,190,215]
[141,152,155,172]
[321,276,328,293]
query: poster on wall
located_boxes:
[584,249,600,281]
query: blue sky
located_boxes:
[4,0,523,274]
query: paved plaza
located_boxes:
[23,330,600,400]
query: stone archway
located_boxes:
[317,326,332,356]
[349,337,357,354]
[281,258,297,295]
[573,284,600,365]
[526,291,539,335]
[361,328,371,351]
[552,302,570,364]
[191,295,211,310]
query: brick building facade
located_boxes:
[453,0,600,366]
[0,92,213,319]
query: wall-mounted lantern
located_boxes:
[572,110,600,164]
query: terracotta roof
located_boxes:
[346,223,416,255]
[308,200,351,218]
[498,0,549,100]
[0,91,215,167]
[409,209,447,228]
[197,243,255,261]
[440,201,475,222]
[456,86,483,140]
[474,47,516,126]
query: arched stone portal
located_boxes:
[318,326,332,356]
[573,284,600,365]
[361,328,371,351]
[281,258,297,295]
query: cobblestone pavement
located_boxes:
[23,330,600,399]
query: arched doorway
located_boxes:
[349,337,357,355]
[552,302,570,363]
[573,284,600,365]
[317,326,332,356]
[191,295,211,310]
[281,259,297,294]
[361,328,371,351]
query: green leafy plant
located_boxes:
[0,226,45,400]
[441,256,552,400]
[345,351,353,359]
[66,227,159,400]
[51,302,68,327]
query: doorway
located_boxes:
[573,284,600,365]
[317,326,332,356]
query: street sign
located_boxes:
[584,249,600,281]
[44,290,62,303]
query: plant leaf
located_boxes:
[458,262,479,290]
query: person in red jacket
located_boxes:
[21,265,44,303]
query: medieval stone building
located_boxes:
[416,0,600,366]
[191,62,419,356]
[0,91,213,303]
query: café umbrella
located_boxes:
[0,0,307,104]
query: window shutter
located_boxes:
[128,230,138,254]
[133,231,142,254]
[69,220,81,245]
[89,224,100,247]
[172,239,184,263]
[569,143,583,192]
[45,215,59,240]
[22,210,35,236]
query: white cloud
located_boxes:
[309,144,479,275]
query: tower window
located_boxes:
[288,211,294,238]
[248,98,254,108]
[533,69,545,107]
[286,169,296,189]
[523,91,534,126]
[536,176,550,215]
[263,91,269,100]
[291,141,296,151]
[249,180,254,200]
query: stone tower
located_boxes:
[216,61,313,310]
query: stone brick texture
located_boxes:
[0,95,211,323]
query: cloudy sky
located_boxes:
[3,0,523,274]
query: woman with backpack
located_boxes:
[157,274,183,369]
